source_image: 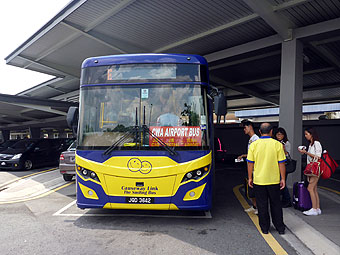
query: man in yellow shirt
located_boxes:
[247,123,286,235]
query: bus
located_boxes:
[67,53,226,210]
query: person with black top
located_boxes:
[274,127,292,208]
[238,120,259,214]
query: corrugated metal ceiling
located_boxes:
[2,0,340,129]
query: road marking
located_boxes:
[233,184,288,255]
[319,186,340,195]
[53,200,77,216]
[0,181,74,204]
[54,200,212,218]
[0,168,57,189]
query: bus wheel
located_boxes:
[63,174,73,182]
[24,160,33,170]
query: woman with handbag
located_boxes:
[298,127,322,216]
[275,127,293,207]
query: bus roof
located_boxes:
[82,54,208,68]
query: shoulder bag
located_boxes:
[285,153,297,174]
[304,158,322,177]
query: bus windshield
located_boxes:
[78,84,209,151]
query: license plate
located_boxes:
[126,197,154,204]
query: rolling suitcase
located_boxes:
[292,181,312,211]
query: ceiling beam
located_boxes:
[294,17,340,39]
[204,35,282,63]
[61,21,127,54]
[205,17,340,63]
[0,93,76,108]
[210,75,279,105]
[265,82,340,96]
[12,0,138,73]
[232,67,335,87]
[210,50,281,70]
[19,55,80,78]
[0,112,36,121]
[18,55,71,77]
[83,0,136,32]
[309,42,340,70]
[155,0,309,54]
[154,14,259,53]
[51,90,79,101]
[5,0,88,63]
[312,35,340,46]
[272,0,311,12]
[0,118,18,124]
[242,0,293,40]
[5,103,67,116]
[0,116,66,129]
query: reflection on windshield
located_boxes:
[78,84,208,150]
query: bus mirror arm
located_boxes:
[208,85,219,100]
[67,107,79,135]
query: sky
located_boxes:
[0,0,71,95]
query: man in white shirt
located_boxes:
[238,120,259,214]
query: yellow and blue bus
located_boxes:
[68,53,224,210]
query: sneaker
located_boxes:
[254,209,258,215]
[244,207,256,213]
[317,208,322,215]
[303,208,318,216]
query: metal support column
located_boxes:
[279,39,303,186]
[29,127,41,139]
[1,130,10,141]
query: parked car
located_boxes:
[0,140,20,153]
[59,141,76,181]
[0,138,70,170]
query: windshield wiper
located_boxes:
[142,124,178,156]
[103,107,140,156]
[103,129,136,155]
[142,105,177,156]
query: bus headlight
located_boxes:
[77,165,100,182]
[181,165,210,183]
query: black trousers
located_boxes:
[254,184,285,232]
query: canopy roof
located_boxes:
[3,0,340,129]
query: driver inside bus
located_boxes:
[157,89,182,127]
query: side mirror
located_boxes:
[214,91,227,117]
[67,107,79,135]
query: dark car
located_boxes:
[0,140,20,153]
[0,138,69,170]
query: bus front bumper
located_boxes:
[76,175,212,211]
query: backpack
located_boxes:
[320,150,338,179]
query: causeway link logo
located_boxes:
[127,158,152,174]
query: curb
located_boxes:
[283,209,340,255]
